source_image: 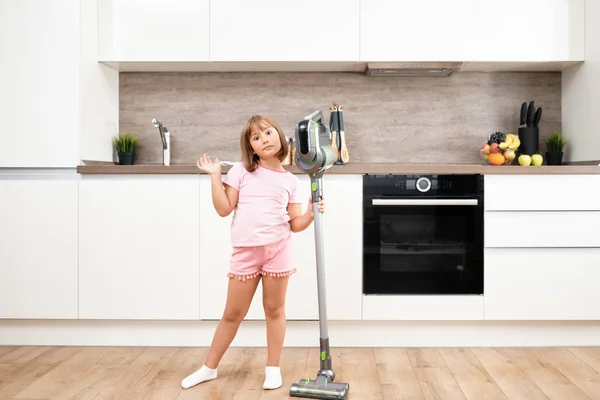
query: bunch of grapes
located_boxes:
[487,131,506,145]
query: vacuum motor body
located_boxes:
[294,111,336,177]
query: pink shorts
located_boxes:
[227,234,296,281]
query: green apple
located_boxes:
[531,154,543,166]
[518,154,531,166]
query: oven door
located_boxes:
[363,195,484,295]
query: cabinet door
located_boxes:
[322,175,362,320]
[98,0,210,62]
[199,174,363,321]
[79,176,200,320]
[0,0,79,167]
[484,248,600,320]
[210,0,359,62]
[198,175,240,319]
[199,175,319,320]
[360,0,474,62]
[485,211,600,248]
[0,178,78,319]
[485,175,600,211]
[471,0,584,62]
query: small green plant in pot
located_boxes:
[113,133,138,165]
[544,132,568,165]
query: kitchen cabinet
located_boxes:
[209,0,359,62]
[485,211,600,248]
[360,0,583,63]
[97,0,210,62]
[199,173,362,321]
[0,0,80,167]
[0,178,78,319]
[199,175,318,320]
[360,0,474,62]
[485,174,600,211]
[362,296,484,320]
[484,248,600,320]
[92,0,584,69]
[484,173,600,320]
[78,176,200,320]
[471,0,584,62]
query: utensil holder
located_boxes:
[518,126,539,156]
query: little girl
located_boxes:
[182,115,325,391]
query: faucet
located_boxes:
[152,118,171,166]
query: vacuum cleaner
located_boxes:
[289,110,350,400]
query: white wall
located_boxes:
[562,0,600,162]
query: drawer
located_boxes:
[484,175,600,211]
[485,211,600,247]
[362,295,483,320]
[484,248,600,320]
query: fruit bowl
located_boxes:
[480,132,520,166]
[480,148,516,165]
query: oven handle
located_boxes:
[372,198,479,206]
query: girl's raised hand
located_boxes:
[196,154,221,175]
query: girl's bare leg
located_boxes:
[261,275,290,389]
[181,275,260,389]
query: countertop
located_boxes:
[77,161,600,175]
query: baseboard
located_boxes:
[2,320,600,347]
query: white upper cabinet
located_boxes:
[360,0,475,62]
[98,0,210,62]
[95,0,583,67]
[209,0,360,62]
[360,0,583,63]
[0,0,80,167]
[471,0,584,62]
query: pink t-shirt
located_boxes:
[223,162,304,247]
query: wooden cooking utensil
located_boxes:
[335,103,350,164]
[329,104,339,162]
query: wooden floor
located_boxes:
[1,346,600,399]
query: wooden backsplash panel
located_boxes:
[119,71,561,164]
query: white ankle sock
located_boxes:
[263,366,282,390]
[181,364,217,389]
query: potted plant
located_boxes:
[544,132,568,165]
[113,133,138,165]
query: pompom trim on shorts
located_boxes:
[227,268,297,281]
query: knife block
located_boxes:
[518,126,539,156]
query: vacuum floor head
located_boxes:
[290,379,349,399]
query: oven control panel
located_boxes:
[363,174,483,196]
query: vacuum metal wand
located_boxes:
[290,111,349,400]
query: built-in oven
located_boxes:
[362,174,484,295]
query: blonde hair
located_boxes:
[240,115,289,172]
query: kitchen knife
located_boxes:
[533,107,542,127]
[520,102,527,127]
[526,101,535,127]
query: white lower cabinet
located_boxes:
[485,211,600,248]
[362,296,484,320]
[484,248,600,320]
[78,176,200,320]
[199,174,363,321]
[0,179,78,319]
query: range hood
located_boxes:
[364,62,464,77]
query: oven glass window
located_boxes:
[363,203,483,295]
[379,211,468,272]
